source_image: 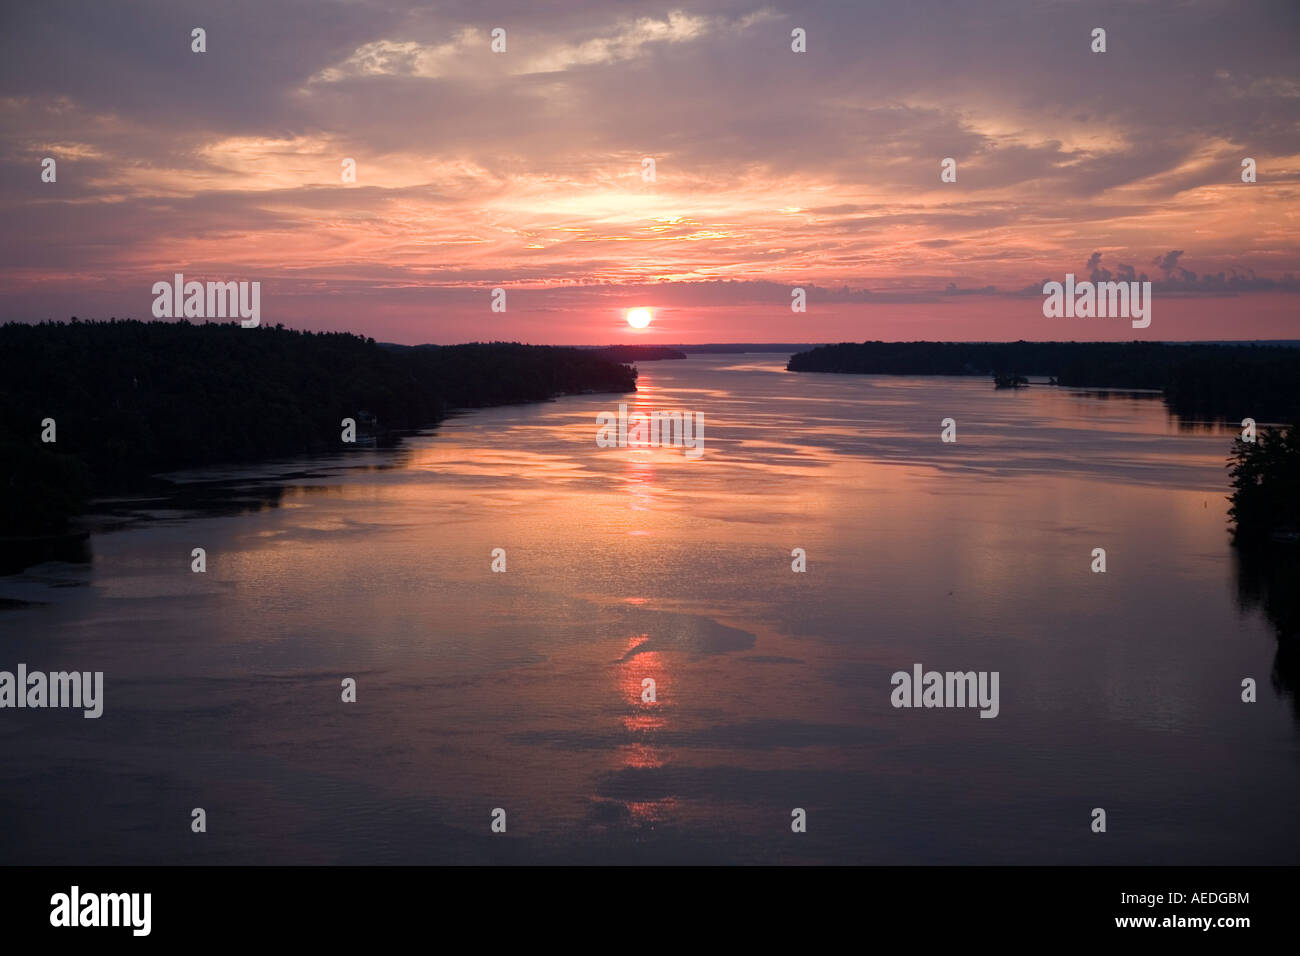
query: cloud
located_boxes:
[1017,252,1300,297]
[1153,250,1185,274]
[311,35,475,83]
[307,9,770,83]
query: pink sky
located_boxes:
[2,0,1297,343]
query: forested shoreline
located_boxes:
[5,328,1297,560]
[1,320,638,536]
[788,341,1300,552]
[788,341,1300,422]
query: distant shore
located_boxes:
[788,341,1300,422]
[584,345,687,362]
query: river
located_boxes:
[1,354,1296,864]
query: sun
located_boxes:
[626,308,652,329]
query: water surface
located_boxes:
[1,354,1296,864]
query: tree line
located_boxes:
[1,320,637,535]
[787,341,1300,421]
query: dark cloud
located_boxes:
[1154,250,1185,274]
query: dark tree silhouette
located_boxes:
[1227,423,1300,546]
[1,320,637,535]
[788,341,1300,422]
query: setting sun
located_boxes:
[626,308,652,329]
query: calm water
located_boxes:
[2,354,1297,864]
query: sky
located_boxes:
[1,0,1298,344]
